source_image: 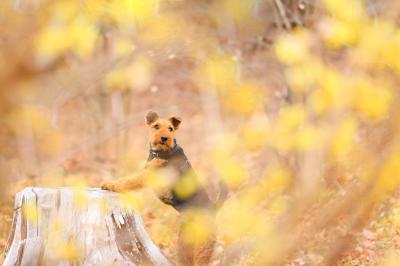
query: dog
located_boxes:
[101,111,221,265]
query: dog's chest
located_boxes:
[147,146,206,210]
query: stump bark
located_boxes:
[2,187,173,266]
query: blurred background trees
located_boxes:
[2,0,400,265]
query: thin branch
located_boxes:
[274,0,292,30]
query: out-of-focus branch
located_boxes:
[274,0,292,30]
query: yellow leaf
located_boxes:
[382,250,400,266]
[174,171,199,200]
[38,130,64,156]
[114,37,136,57]
[223,83,264,114]
[319,18,359,49]
[285,60,322,93]
[105,56,154,91]
[262,166,291,194]
[36,25,71,58]
[241,115,270,150]
[119,191,144,211]
[275,31,311,65]
[377,152,400,193]
[23,203,40,223]
[322,0,365,24]
[68,17,98,58]
[218,200,268,241]
[73,189,88,208]
[219,0,255,23]
[143,170,170,194]
[311,69,348,114]
[181,210,214,246]
[195,54,239,90]
[7,105,51,135]
[217,159,249,189]
[330,118,358,159]
[278,105,306,131]
[52,0,78,22]
[352,81,391,120]
[139,15,180,45]
[295,125,324,152]
[110,0,158,26]
[57,241,81,262]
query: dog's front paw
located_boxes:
[101,182,121,192]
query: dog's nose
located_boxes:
[161,136,168,142]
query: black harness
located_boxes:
[147,142,212,211]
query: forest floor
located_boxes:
[1,168,400,266]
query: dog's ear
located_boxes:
[169,116,181,130]
[146,111,159,125]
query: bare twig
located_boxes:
[274,0,292,30]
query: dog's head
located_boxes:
[146,111,181,151]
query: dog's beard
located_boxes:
[151,142,173,151]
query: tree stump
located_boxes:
[3,187,173,266]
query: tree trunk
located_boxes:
[2,187,173,266]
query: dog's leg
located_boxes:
[177,227,216,266]
[193,236,216,266]
[144,158,168,168]
[101,158,168,192]
[101,171,147,192]
[177,226,194,266]
[177,210,216,266]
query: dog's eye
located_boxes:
[168,127,173,132]
[154,124,160,130]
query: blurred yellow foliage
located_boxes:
[109,0,158,26]
[320,18,359,49]
[7,105,51,135]
[174,171,199,200]
[140,15,181,45]
[73,189,88,208]
[114,37,136,57]
[311,69,350,115]
[219,200,269,241]
[377,151,400,193]
[218,0,255,23]
[56,241,81,262]
[195,54,238,90]
[267,196,289,216]
[277,105,306,131]
[323,0,365,24]
[223,83,264,114]
[382,250,400,266]
[217,159,249,189]
[262,165,291,195]
[181,210,214,246]
[295,125,324,152]
[22,202,41,223]
[38,130,64,156]
[352,81,392,120]
[36,17,97,59]
[285,60,322,93]
[119,191,144,211]
[105,56,154,91]
[353,21,396,68]
[330,118,358,160]
[241,115,270,150]
[272,105,309,151]
[143,170,170,195]
[275,31,311,65]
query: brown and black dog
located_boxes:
[101,111,221,265]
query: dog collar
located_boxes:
[149,139,179,158]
